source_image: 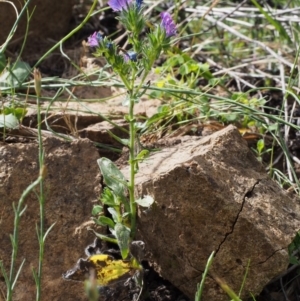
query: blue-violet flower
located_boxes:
[108,0,132,11]
[160,12,176,37]
[106,42,113,50]
[87,32,103,47]
[124,51,137,62]
[136,0,143,10]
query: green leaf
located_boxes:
[98,216,115,228]
[179,61,199,76]
[250,0,291,43]
[0,114,19,129]
[136,149,149,161]
[209,78,220,86]
[163,54,184,68]
[97,158,128,198]
[87,228,118,245]
[107,207,120,223]
[115,223,130,259]
[267,124,278,132]
[107,130,129,146]
[100,187,119,206]
[195,251,215,301]
[135,195,154,208]
[222,113,238,122]
[218,281,242,301]
[157,104,170,113]
[92,205,103,216]
[288,231,300,256]
[122,212,130,219]
[199,63,213,80]
[257,139,264,154]
[289,255,299,265]
[0,52,6,73]
[0,61,31,88]
[3,107,27,121]
[92,217,103,226]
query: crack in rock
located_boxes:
[255,247,286,265]
[215,180,260,255]
[178,257,204,290]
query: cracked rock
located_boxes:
[0,138,101,301]
[122,125,300,300]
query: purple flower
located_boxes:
[160,12,176,37]
[108,0,132,11]
[124,51,137,62]
[87,32,103,47]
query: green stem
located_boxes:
[35,88,45,301]
[128,93,136,238]
[7,177,41,301]
[195,251,215,301]
[119,69,137,238]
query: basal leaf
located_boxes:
[97,158,127,198]
[0,114,19,129]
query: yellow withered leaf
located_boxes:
[90,254,135,286]
[63,253,142,287]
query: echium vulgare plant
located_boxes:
[89,0,177,260]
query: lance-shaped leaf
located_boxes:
[98,216,115,229]
[115,223,130,259]
[97,158,128,199]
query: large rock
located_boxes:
[0,138,100,300]
[124,125,300,300]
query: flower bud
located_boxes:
[33,68,42,97]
